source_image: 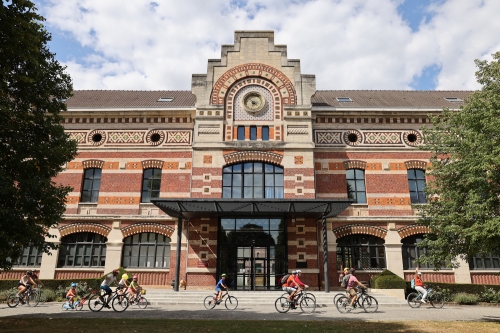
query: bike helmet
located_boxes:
[296,270,302,274]
[292,270,297,274]
[343,268,349,272]
[26,270,33,275]
[122,274,129,280]
[350,268,356,274]
[417,271,422,275]
[112,269,119,275]
[133,275,138,280]
[71,283,77,287]
[221,273,227,277]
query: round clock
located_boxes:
[241,91,266,114]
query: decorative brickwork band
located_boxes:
[397,224,430,238]
[223,151,283,165]
[59,223,111,238]
[141,160,164,170]
[333,224,387,239]
[122,223,175,238]
[82,160,105,169]
[211,63,297,105]
[342,160,367,170]
[404,160,428,170]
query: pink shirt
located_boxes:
[347,275,358,289]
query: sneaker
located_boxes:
[347,305,354,312]
[421,299,427,303]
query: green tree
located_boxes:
[416,52,500,268]
[0,0,77,270]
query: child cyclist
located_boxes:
[214,273,228,303]
[66,283,78,308]
[128,275,141,300]
[117,273,130,296]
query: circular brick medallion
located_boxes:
[343,130,363,146]
[146,130,165,145]
[88,130,106,146]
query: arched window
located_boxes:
[407,169,426,203]
[141,168,162,203]
[57,232,107,267]
[122,233,171,268]
[346,169,366,204]
[336,234,385,270]
[222,162,284,198]
[402,234,429,270]
[81,168,102,203]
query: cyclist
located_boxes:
[117,273,130,296]
[294,270,309,291]
[100,269,119,308]
[284,271,302,306]
[30,270,44,288]
[128,275,141,300]
[214,273,228,303]
[16,270,37,302]
[414,267,427,303]
[66,283,78,308]
[339,267,349,286]
[346,268,367,311]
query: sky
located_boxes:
[33,0,500,91]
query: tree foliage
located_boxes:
[417,52,500,268]
[0,0,77,269]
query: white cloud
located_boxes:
[36,0,500,90]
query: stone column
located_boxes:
[327,223,338,289]
[453,257,471,283]
[384,225,404,278]
[104,220,124,273]
[39,227,61,279]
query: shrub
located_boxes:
[370,270,407,289]
[480,287,500,303]
[41,289,56,302]
[454,293,480,305]
[439,288,454,302]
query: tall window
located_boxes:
[81,168,102,203]
[407,169,426,203]
[262,126,269,141]
[222,162,284,198]
[469,254,500,270]
[141,168,162,203]
[15,245,42,267]
[250,126,257,140]
[57,232,107,267]
[122,232,171,268]
[402,234,431,270]
[237,126,245,140]
[336,234,386,270]
[346,169,366,204]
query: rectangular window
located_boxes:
[141,168,162,203]
[237,126,245,140]
[81,168,102,203]
[407,169,427,203]
[346,169,367,204]
[250,126,257,140]
[262,126,269,141]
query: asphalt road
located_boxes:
[1,302,499,322]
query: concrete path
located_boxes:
[1,302,499,322]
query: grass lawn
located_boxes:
[1,318,499,333]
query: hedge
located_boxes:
[370,270,407,289]
[418,282,500,295]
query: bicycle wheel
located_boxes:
[225,296,238,310]
[362,296,378,313]
[137,296,148,309]
[299,296,316,313]
[333,292,346,305]
[38,290,47,304]
[112,295,129,312]
[335,296,351,314]
[407,292,421,308]
[304,292,316,303]
[430,292,444,309]
[275,296,291,313]
[75,300,84,311]
[204,295,216,310]
[88,294,105,312]
[7,295,19,308]
[27,291,39,307]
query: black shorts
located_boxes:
[17,283,25,288]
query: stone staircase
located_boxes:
[141,289,408,307]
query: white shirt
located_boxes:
[101,273,117,287]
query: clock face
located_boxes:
[242,92,266,114]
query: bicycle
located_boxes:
[275,287,316,313]
[128,288,148,309]
[203,290,238,310]
[335,288,378,313]
[88,288,129,312]
[34,286,47,304]
[281,288,317,304]
[71,288,97,311]
[7,284,39,308]
[407,285,444,309]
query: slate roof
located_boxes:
[312,90,473,108]
[66,90,196,108]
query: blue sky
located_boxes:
[33,0,500,90]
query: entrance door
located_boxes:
[236,246,270,291]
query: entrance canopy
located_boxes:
[151,198,353,220]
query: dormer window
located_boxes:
[157,97,174,102]
[445,97,463,102]
[336,97,353,102]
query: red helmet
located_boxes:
[112,269,119,275]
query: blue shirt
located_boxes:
[216,278,227,290]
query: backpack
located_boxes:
[411,278,415,289]
[341,274,351,288]
[280,274,290,286]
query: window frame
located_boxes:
[250,126,257,140]
[57,232,107,268]
[469,254,500,270]
[237,126,245,140]
[262,126,269,141]
[407,168,427,204]
[336,234,386,270]
[81,168,102,203]
[222,162,284,199]
[141,168,162,203]
[122,232,171,268]
[14,245,43,267]
[346,168,367,204]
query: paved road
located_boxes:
[1,302,499,322]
